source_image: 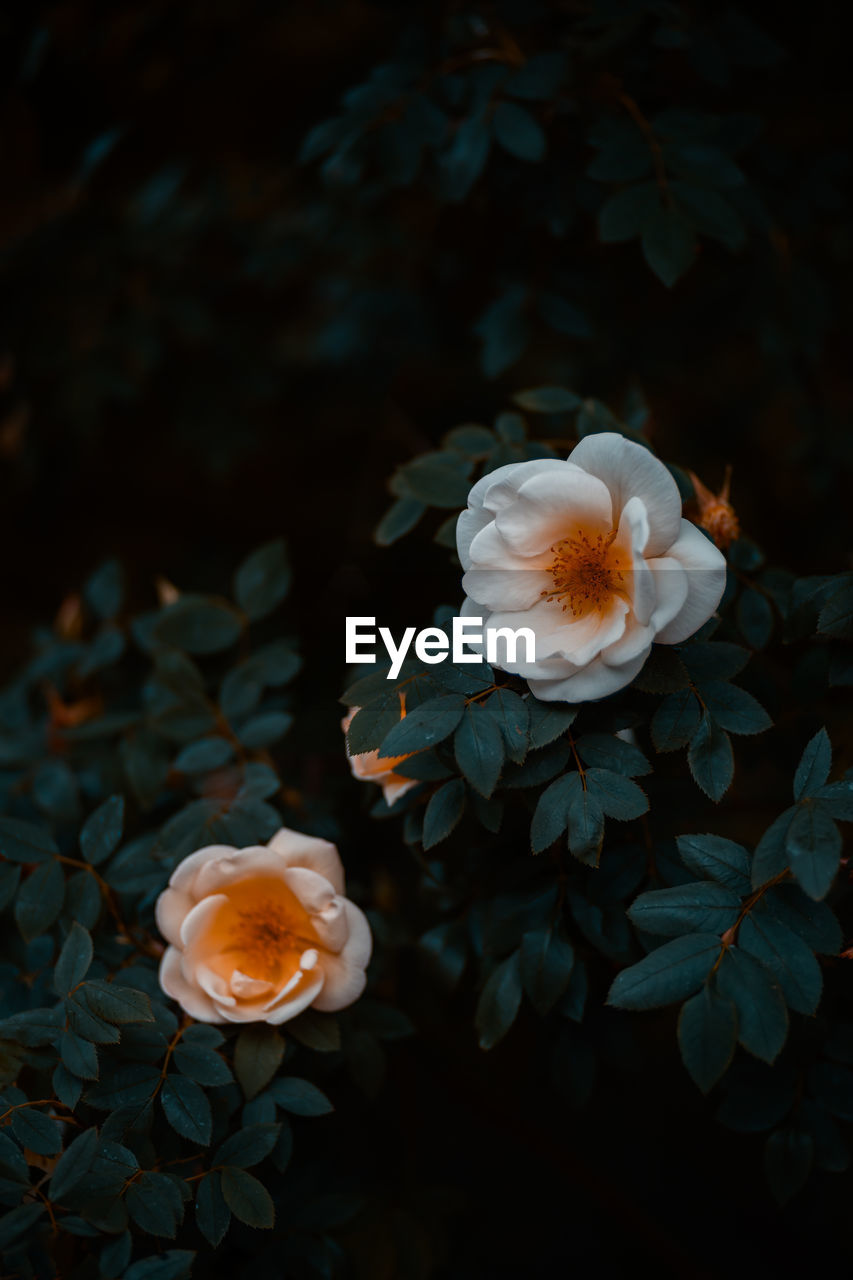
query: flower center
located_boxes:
[541,529,625,618]
[219,891,318,984]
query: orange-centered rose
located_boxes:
[155,827,371,1024]
[457,432,728,702]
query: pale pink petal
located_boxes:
[654,520,727,644]
[154,887,192,947]
[569,433,682,557]
[267,827,345,894]
[179,893,229,949]
[159,946,222,1023]
[462,566,553,612]
[647,556,689,633]
[282,866,338,914]
[381,776,418,806]
[192,846,286,897]
[168,845,237,895]
[528,645,650,703]
[494,466,613,556]
[311,901,373,1013]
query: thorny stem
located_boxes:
[567,729,586,789]
[710,869,791,973]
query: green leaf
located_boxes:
[717,948,788,1064]
[785,802,841,900]
[680,642,749,683]
[100,1229,132,1279]
[0,1006,63,1046]
[764,885,841,955]
[566,773,604,865]
[520,927,575,1016]
[0,1203,44,1251]
[214,1123,281,1169]
[814,780,853,821]
[379,694,466,756]
[127,1170,185,1237]
[484,688,529,763]
[512,387,580,413]
[0,816,58,863]
[698,681,771,735]
[530,774,574,853]
[817,575,853,638]
[764,1128,813,1204]
[651,689,700,751]
[10,1106,62,1155]
[60,1030,99,1079]
[737,588,774,648]
[80,980,153,1024]
[641,205,696,287]
[221,1167,275,1229]
[161,1075,212,1145]
[84,559,124,620]
[576,732,650,777]
[751,809,795,889]
[676,834,751,894]
[80,795,124,865]
[794,728,832,801]
[172,1041,233,1087]
[55,923,94,994]
[678,986,737,1092]
[454,702,505,798]
[526,702,577,749]
[238,710,293,748]
[234,539,291,621]
[196,1171,231,1248]
[607,934,721,1010]
[15,858,65,941]
[124,1251,196,1280]
[375,497,426,546]
[598,182,661,242]
[444,423,496,455]
[628,882,740,938]
[493,101,546,162]
[50,1126,100,1200]
[155,596,243,654]
[174,738,234,773]
[688,714,734,801]
[475,951,522,1050]
[394,454,472,508]
[422,778,466,849]
[739,914,822,1015]
[585,768,648,820]
[286,1010,341,1054]
[268,1077,334,1116]
[234,1025,285,1100]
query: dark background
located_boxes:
[1,2,851,1275]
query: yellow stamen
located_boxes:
[541,529,625,618]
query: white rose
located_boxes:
[457,432,727,703]
[156,827,371,1024]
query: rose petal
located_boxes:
[312,901,373,1012]
[654,520,727,644]
[179,893,229,949]
[569,433,682,557]
[529,645,650,703]
[267,827,345,894]
[168,844,238,895]
[647,555,689,633]
[494,466,613,557]
[155,886,192,947]
[462,566,553,612]
[159,946,222,1023]
[282,866,338,915]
